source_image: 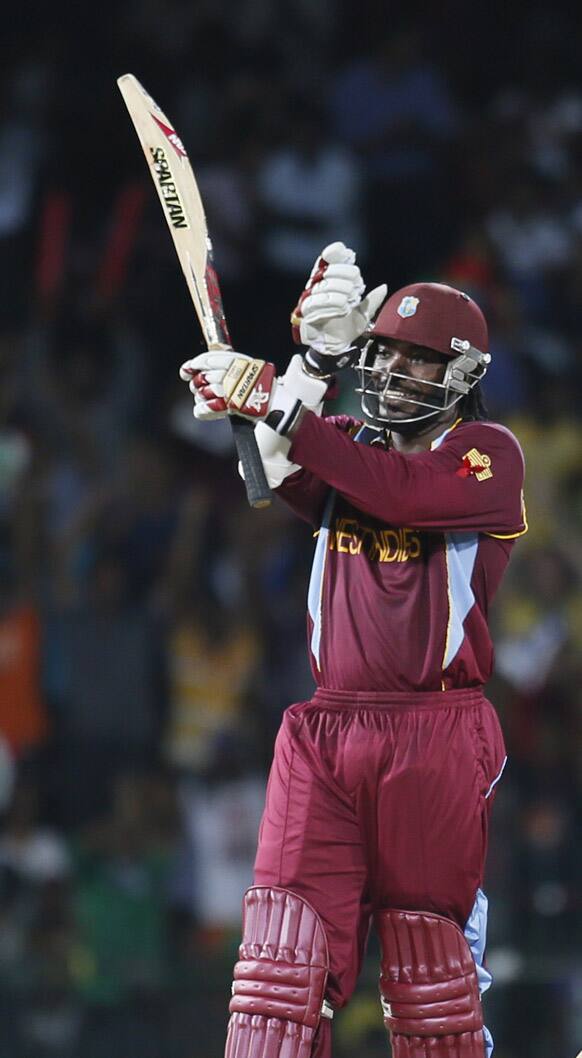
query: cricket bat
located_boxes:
[117,73,272,509]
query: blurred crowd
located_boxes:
[0,2,581,1056]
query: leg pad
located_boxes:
[225,1013,319,1058]
[375,909,486,1058]
[225,887,331,1058]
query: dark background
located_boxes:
[0,2,580,1055]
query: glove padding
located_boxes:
[179,351,327,435]
[291,242,387,375]
[239,422,300,489]
[179,351,276,421]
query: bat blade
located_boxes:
[117,73,271,509]
[117,73,227,347]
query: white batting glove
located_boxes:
[179,351,267,421]
[291,242,387,375]
[179,351,327,434]
[269,353,328,434]
[237,356,330,487]
[240,424,300,489]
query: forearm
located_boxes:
[288,412,525,534]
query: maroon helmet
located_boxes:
[369,282,489,355]
[357,282,491,428]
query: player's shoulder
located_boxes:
[437,418,525,467]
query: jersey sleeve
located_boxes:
[275,414,361,526]
[275,414,360,527]
[288,415,527,536]
[274,467,330,526]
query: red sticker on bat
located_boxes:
[205,261,232,346]
[151,114,188,159]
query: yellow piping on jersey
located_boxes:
[485,494,529,539]
[486,527,528,539]
[441,538,453,690]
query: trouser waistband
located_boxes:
[312,686,485,710]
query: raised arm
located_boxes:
[288,416,526,536]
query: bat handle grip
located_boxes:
[230,417,272,509]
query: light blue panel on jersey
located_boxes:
[430,420,459,450]
[465,888,494,1057]
[307,489,336,669]
[307,426,370,670]
[444,531,479,668]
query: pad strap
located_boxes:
[376,909,486,1058]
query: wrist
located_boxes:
[304,345,358,377]
[266,402,311,439]
[265,394,304,437]
[302,355,335,381]
[285,404,310,439]
[266,354,327,436]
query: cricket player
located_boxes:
[180,243,527,1058]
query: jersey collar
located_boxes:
[430,417,463,451]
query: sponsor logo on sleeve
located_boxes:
[458,448,493,481]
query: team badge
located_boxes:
[458,448,493,481]
[397,296,420,318]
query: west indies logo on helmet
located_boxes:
[356,282,491,429]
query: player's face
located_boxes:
[370,339,448,419]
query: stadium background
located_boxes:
[0,2,580,1055]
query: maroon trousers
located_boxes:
[254,687,505,1043]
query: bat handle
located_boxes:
[230,417,272,509]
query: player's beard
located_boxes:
[365,377,448,436]
[379,390,424,419]
[375,376,433,418]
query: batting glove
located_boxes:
[240,422,300,489]
[180,351,275,421]
[290,242,387,376]
[179,351,327,436]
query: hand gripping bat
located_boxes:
[117,73,271,509]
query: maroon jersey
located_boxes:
[278,414,527,692]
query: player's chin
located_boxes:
[379,395,421,417]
